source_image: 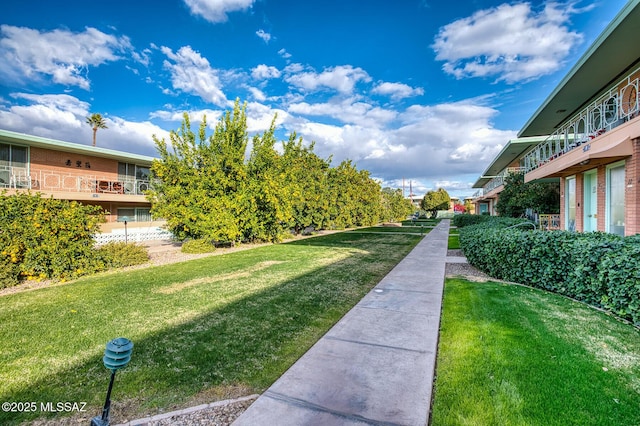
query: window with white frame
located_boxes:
[606,162,625,236]
[565,176,576,231]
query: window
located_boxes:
[0,143,29,187]
[119,162,151,194]
[607,162,625,236]
[117,208,152,222]
[565,177,576,231]
[0,143,28,169]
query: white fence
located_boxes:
[94,227,174,245]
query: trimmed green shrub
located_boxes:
[0,192,106,286]
[452,214,528,228]
[97,242,149,268]
[453,214,488,228]
[598,235,640,321]
[460,223,640,325]
[181,238,216,254]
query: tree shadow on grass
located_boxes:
[1,233,422,425]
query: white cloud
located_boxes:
[248,87,267,102]
[283,98,515,192]
[372,82,424,100]
[256,29,271,43]
[251,64,281,80]
[0,93,167,155]
[288,98,396,127]
[278,48,292,59]
[161,45,228,106]
[149,108,223,125]
[285,65,371,94]
[245,101,289,133]
[183,0,255,23]
[432,2,584,83]
[0,25,131,89]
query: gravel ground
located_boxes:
[115,395,259,426]
[445,249,492,281]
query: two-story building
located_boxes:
[474,0,640,236]
[0,129,164,234]
[472,136,546,216]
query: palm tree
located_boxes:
[86,113,108,147]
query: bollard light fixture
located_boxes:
[91,337,133,426]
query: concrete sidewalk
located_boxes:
[233,220,450,426]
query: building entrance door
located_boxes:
[583,171,597,232]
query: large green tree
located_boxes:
[421,188,451,218]
[496,171,560,217]
[149,100,249,242]
[381,187,414,222]
[282,135,332,234]
[244,116,294,242]
[149,99,387,242]
[327,160,382,229]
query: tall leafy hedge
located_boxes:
[458,219,640,325]
[0,192,147,287]
[0,192,106,286]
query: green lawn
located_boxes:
[432,278,640,426]
[400,219,439,226]
[0,232,422,425]
[350,225,431,234]
[448,228,460,249]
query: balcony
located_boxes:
[483,167,526,194]
[524,65,640,174]
[0,166,152,200]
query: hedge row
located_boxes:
[458,218,640,325]
[452,214,528,228]
[0,192,148,287]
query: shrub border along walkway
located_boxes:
[456,215,640,325]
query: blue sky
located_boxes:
[0,0,629,198]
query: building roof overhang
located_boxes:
[519,0,640,137]
[0,129,156,164]
[472,136,547,188]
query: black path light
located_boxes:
[91,337,134,426]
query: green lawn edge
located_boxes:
[432,278,640,426]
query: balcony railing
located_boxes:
[0,166,152,196]
[524,65,640,172]
[483,167,526,193]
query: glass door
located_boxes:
[583,171,597,232]
[565,177,576,231]
[607,163,625,236]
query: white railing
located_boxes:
[524,65,640,172]
[0,166,152,196]
[483,167,526,193]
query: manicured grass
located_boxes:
[400,218,439,226]
[350,225,431,234]
[447,228,460,249]
[0,232,422,425]
[432,278,640,426]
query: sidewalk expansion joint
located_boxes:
[324,335,431,354]
[374,287,443,294]
[263,391,407,426]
